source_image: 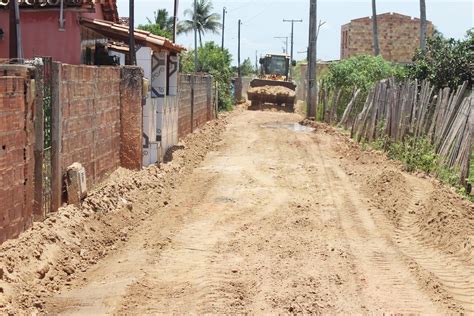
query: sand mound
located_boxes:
[0,114,231,314]
[248,85,295,98]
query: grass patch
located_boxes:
[365,135,472,200]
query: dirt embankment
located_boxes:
[303,120,473,312]
[304,121,473,264]
[0,113,231,314]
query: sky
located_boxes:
[117,0,473,66]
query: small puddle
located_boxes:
[261,122,315,133]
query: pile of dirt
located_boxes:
[415,185,473,263]
[0,113,231,314]
[364,169,410,228]
[326,122,473,264]
[248,85,295,98]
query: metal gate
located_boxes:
[42,57,53,214]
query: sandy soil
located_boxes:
[0,110,472,314]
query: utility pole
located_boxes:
[307,0,317,118]
[173,0,179,43]
[283,18,302,78]
[128,0,136,65]
[255,50,258,74]
[371,0,380,56]
[238,19,242,77]
[9,1,17,60]
[191,0,198,132]
[221,7,227,50]
[274,36,289,54]
[14,0,22,62]
[193,0,198,71]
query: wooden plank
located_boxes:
[433,87,450,146]
[456,94,473,184]
[338,88,360,127]
[438,97,470,165]
[428,90,442,139]
[322,85,329,122]
[391,85,402,141]
[359,84,378,142]
[352,88,374,140]
[409,79,419,135]
[418,83,434,137]
[328,87,341,124]
[436,82,468,151]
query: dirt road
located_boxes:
[1,110,473,314]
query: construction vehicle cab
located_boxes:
[259,53,291,81]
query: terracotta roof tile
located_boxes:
[80,18,185,53]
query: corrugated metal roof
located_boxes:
[80,18,185,53]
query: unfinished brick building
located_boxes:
[341,12,434,63]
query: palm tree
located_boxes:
[178,0,221,47]
[147,9,174,33]
[371,0,380,56]
[420,0,427,50]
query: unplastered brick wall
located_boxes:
[60,65,121,187]
[0,75,34,243]
[178,74,214,139]
[341,12,434,63]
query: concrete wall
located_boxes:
[341,12,434,63]
[0,74,35,243]
[137,48,180,166]
[234,77,252,103]
[178,74,215,139]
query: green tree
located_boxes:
[138,9,173,39]
[178,0,221,47]
[239,58,255,76]
[181,41,233,110]
[323,55,406,92]
[408,29,473,90]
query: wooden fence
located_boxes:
[342,78,472,184]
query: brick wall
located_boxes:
[60,65,121,187]
[120,67,143,170]
[341,12,434,63]
[178,74,215,139]
[0,76,34,243]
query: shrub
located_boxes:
[323,55,406,92]
[387,137,437,173]
[407,29,473,90]
[180,42,234,111]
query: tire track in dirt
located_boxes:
[21,110,471,314]
[305,132,443,314]
[392,176,474,313]
[118,204,248,314]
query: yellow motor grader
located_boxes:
[247,53,297,112]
